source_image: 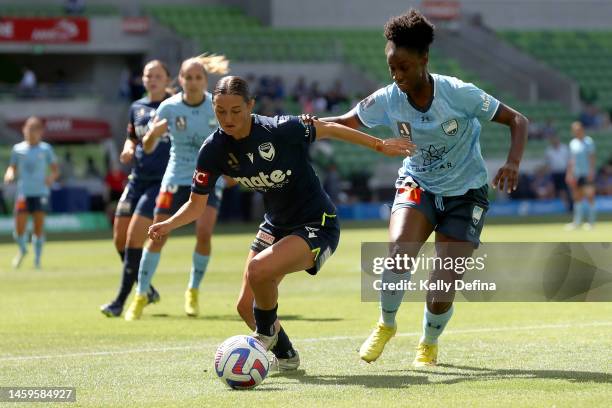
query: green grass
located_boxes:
[0,222,611,407]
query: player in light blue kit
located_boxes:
[565,121,596,230]
[320,10,528,366]
[125,55,231,320]
[3,117,59,269]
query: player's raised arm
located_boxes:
[148,192,209,241]
[491,103,529,193]
[142,116,168,154]
[320,111,363,129]
[311,118,415,157]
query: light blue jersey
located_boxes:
[354,74,500,196]
[569,136,595,177]
[156,92,218,187]
[9,141,57,197]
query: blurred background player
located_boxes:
[124,55,230,320]
[545,135,571,210]
[319,9,528,367]
[565,121,597,230]
[3,116,59,269]
[100,60,173,317]
[147,75,414,371]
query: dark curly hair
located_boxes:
[384,9,435,54]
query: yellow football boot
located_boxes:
[413,341,438,367]
[359,322,397,363]
[184,288,199,317]
[125,294,148,321]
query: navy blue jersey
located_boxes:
[192,114,336,228]
[127,96,171,181]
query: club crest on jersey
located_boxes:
[396,121,412,140]
[175,116,187,130]
[441,119,458,136]
[472,205,484,225]
[258,142,275,161]
[359,96,376,110]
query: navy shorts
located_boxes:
[15,195,49,213]
[154,184,222,216]
[392,176,489,247]
[250,213,340,275]
[576,176,594,187]
[115,179,161,219]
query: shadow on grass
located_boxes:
[274,369,428,388]
[149,313,342,323]
[270,363,611,388]
[393,363,612,385]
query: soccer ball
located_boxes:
[214,335,270,390]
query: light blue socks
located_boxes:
[421,305,454,344]
[573,201,585,225]
[379,268,411,327]
[587,202,596,224]
[136,249,161,295]
[32,234,44,266]
[188,252,209,289]
[13,231,27,255]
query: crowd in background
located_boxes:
[3,70,612,217]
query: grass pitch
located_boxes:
[1,221,611,407]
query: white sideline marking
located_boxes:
[1,321,610,363]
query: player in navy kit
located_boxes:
[147,76,414,371]
[100,60,172,317]
[125,55,231,320]
[4,116,59,269]
[319,10,528,366]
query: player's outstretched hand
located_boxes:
[148,221,171,241]
[492,161,519,193]
[378,138,416,157]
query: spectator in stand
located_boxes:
[291,76,308,102]
[85,156,102,179]
[245,73,257,96]
[271,76,286,101]
[18,67,37,98]
[530,165,555,200]
[323,162,342,205]
[596,159,612,196]
[579,103,603,130]
[545,135,570,207]
[325,80,348,112]
[64,0,85,15]
[59,151,76,185]
[527,118,544,140]
[540,119,556,139]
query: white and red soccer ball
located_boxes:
[214,335,270,390]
